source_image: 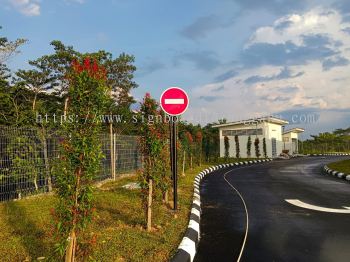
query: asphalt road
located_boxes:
[194,156,350,262]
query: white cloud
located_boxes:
[65,0,85,4]
[9,0,40,16]
[188,7,350,128]
[246,8,350,49]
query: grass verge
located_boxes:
[328,159,350,174]
[0,165,210,262]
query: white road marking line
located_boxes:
[193,161,270,262]
[286,199,350,214]
[220,162,272,261]
[164,98,184,104]
[223,168,249,262]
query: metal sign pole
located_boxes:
[160,87,188,212]
[171,116,178,210]
[169,118,173,173]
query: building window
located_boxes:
[222,128,263,136]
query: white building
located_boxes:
[282,128,305,154]
[213,116,304,158]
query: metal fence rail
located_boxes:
[0,126,142,201]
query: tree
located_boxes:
[6,134,43,198]
[104,52,138,110]
[263,137,267,158]
[28,41,138,133]
[186,131,194,169]
[138,93,170,231]
[53,58,110,261]
[0,62,10,87]
[234,135,240,158]
[29,40,80,97]
[15,69,56,111]
[195,130,203,166]
[224,136,230,159]
[0,26,27,64]
[179,131,192,175]
[301,127,350,154]
[247,135,252,158]
[218,118,227,124]
[0,62,12,122]
[0,26,29,125]
[254,137,260,158]
[202,123,219,162]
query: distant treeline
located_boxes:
[301,128,350,154]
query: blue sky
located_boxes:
[1,0,350,138]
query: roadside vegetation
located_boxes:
[328,159,350,174]
[0,165,208,261]
[301,128,350,154]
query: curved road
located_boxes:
[194,156,350,262]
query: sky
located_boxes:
[1,0,350,138]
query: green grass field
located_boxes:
[0,165,209,262]
[328,159,350,174]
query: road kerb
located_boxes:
[170,159,273,262]
[323,165,350,183]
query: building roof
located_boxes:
[212,116,289,128]
[282,127,305,134]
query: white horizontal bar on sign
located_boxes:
[164,98,184,104]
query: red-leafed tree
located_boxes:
[53,57,110,261]
[138,93,170,231]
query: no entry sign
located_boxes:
[160,87,189,116]
[159,87,189,211]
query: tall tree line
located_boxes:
[0,27,137,128]
[301,128,350,153]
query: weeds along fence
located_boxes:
[0,126,142,201]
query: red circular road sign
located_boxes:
[160,87,189,116]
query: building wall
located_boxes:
[219,122,284,158]
[265,123,283,157]
[282,132,299,154]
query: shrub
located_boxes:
[224,136,230,159]
[247,135,252,157]
[254,137,260,158]
[235,135,240,158]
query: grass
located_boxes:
[0,165,211,262]
[328,159,350,174]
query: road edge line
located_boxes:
[223,169,249,262]
[170,158,273,262]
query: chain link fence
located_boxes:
[0,126,142,201]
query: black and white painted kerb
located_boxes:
[308,153,350,156]
[171,159,273,262]
[323,165,350,182]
